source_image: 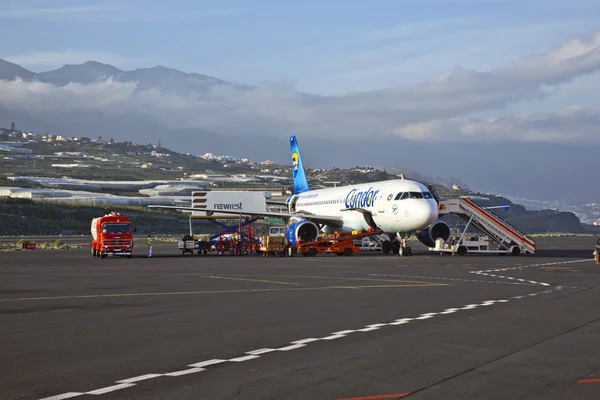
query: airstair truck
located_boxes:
[91,212,134,258]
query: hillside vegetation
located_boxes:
[0,198,222,236]
[1,127,598,235]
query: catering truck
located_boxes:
[91,212,134,258]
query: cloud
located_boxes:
[393,106,600,143]
[4,50,147,70]
[1,31,599,143]
[286,0,599,94]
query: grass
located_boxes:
[0,239,83,252]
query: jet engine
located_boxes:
[286,220,319,246]
[415,220,452,248]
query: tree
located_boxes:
[10,121,15,131]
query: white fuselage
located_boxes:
[289,179,439,233]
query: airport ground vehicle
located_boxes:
[178,234,198,255]
[431,235,522,256]
[90,212,134,258]
[297,230,383,257]
[431,198,535,256]
[260,235,286,257]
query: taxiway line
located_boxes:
[0,282,445,303]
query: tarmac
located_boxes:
[1,236,599,400]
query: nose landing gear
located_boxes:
[389,232,412,256]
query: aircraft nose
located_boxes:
[414,199,439,228]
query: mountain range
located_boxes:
[0,58,598,205]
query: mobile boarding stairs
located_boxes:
[435,197,536,256]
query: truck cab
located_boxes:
[91,212,134,258]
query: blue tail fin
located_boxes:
[290,136,311,194]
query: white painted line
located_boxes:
[321,334,347,340]
[188,359,227,368]
[440,308,459,314]
[164,367,205,377]
[116,374,163,383]
[415,313,437,320]
[87,383,136,395]
[43,259,590,400]
[331,330,356,335]
[228,355,260,362]
[39,393,84,400]
[389,318,413,325]
[358,326,382,332]
[277,343,307,351]
[246,348,277,355]
[291,338,320,344]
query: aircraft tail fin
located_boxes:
[290,136,311,194]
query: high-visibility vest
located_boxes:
[147,238,153,246]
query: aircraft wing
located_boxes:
[147,205,344,226]
[266,200,289,206]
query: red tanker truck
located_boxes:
[91,212,134,258]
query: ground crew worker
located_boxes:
[595,238,600,264]
[147,234,153,258]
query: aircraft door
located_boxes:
[289,195,299,212]
[378,193,386,213]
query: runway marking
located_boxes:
[470,259,590,289]
[39,394,84,400]
[38,259,591,400]
[189,359,227,368]
[164,367,205,376]
[192,275,299,285]
[577,378,600,384]
[236,274,443,285]
[86,383,136,395]
[116,374,162,383]
[371,274,537,286]
[338,394,410,400]
[36,293,527,399]
[0,282,445,303]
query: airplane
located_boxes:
[149,136,452,255]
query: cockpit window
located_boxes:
[409,192,424,199]
[422,191,433,199]
[394,192,403,200]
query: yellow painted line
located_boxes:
[259,275,445,286]
[196,275,298,285]
[0,283,447,303]
[180,273,440,286]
